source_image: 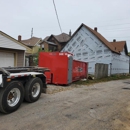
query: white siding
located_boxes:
[62,26,129,75]
[0,34,26,50]
[111,50,129,74]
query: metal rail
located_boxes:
[0,67,50,74]
[0,68,10,76]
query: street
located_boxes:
[1,79,130,130]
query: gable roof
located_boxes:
[22,37,42,47]
[0,31,32,53]
[44,33,70,43]
[110,41,128,54]
[65,23,120,54]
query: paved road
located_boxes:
[1,79,130,130]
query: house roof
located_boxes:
[22,37,42,47]
[44,36,49,41]
[65,23,121,54]
[0,31,32,53]
[44,33,70,43]
[84,25,120,54]
[110,41,128,54]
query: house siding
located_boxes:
[49,38,61,51]
[32,46,40,54]
[111,50,129,74]
[0,34,26,50]
[62,26,129,75]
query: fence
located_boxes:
[95,63,108,79]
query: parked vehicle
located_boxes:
[0,67,49,113]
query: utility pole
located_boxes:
[31,28,33,38]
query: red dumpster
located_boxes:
[39,52,88,85]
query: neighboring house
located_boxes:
[61,23,129,75]
[18,36,42,54]
[0,31,32,67]
[18,36,42,66]
[41,32,71,52]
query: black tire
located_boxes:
[0,81,24,114]
[25,77,43,103]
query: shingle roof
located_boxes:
[110,41,127,53]
[53,33,70,43]
[83,24,120,54]
[44,36,49,41]
[44,33,70,43]
[22,37,42,47]
[64,23,122,54]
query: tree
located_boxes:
[33,48,43,66]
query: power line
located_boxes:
[52,0,63,33]
[107,36,130,38]
[87,17,130,25]
[98,23,130,28]
[100,28,130,32]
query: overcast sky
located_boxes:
[0,0,130,51]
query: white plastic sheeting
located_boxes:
[62,26,129,75]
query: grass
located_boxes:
[73,74,130,85]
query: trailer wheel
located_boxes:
[0,81,24,114]
[25,77,43,103]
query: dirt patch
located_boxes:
[113,103,130,130]
[46,84,82,94]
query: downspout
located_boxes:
[23,50,25,67]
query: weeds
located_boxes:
[73,74,130,85]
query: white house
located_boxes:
[0,31,31,67]
[61,23,129,75]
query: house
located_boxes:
[61,23,129,75]
[18,36,42,54]
[0,31,32,67]
[18,36,42,66]
[40,32,71,52]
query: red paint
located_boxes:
[39,52,88,85]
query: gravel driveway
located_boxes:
[1,79,130,130]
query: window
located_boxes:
[49,45,58,52]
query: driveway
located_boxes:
[1,79,130,130]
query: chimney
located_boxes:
[69,30,72,36]
[113,39,116,42]
[18,35,21,42]
[94,27,97,32]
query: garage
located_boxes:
[0,31,30,67]
[0,51,15,67]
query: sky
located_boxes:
[0,0,130,51]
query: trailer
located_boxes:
[0,66,49,113]
[39,52,88,85]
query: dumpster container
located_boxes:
[39,52,88,85]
